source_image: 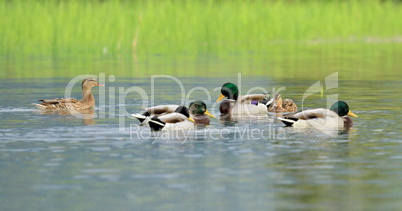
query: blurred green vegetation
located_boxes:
[1,0,401,56]
[0,0,401,79]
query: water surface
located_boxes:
[1,46,402,210]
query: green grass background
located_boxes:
[1,0,401,55]
[0,0,401,79]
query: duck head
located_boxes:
[216,82,239,102]
[82,78,104,90]
[330,101,358,117]
[271,93,283,109]
[189,101,216,118]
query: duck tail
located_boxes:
[131,111,150,123]
[277,117,298,127]
[148,116,165,131]
[32,103,46,110]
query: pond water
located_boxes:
[1,48,402,210]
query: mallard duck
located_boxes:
[132,104,179,125]
[278,101,358,129]
[148,106,195,131]
[188,100,216,125]
[33,78,104,110]
[268,93,298,113]
[216,82,270,116]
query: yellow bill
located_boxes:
[188,117,195,123]
[216,94,225,103]
[347,111,358,117]
[204,110,216,119]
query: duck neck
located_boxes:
[81,88,95,105]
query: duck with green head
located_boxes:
[216,82,270,116]
[189,101,216,125]
[278,101,358,129]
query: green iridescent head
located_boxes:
[188,101,216,118]
[189,101,207,115]
[217,82,239,102]
[330,101,358,117]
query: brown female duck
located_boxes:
[34,78,104,110]
[268,93,297,113]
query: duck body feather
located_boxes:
[148,112,194,131]
[147,102,214,131]
[35,97,94,110]
[278,101,357,130]
[33,78,102,111]
[279,108,345,129]
[132,104,179,125]
[229,102,268,115]
[143,105,179,115]
[217,83,271,117]
[219,94,269,116]
[191,114,211,125]
[268,93,297,113]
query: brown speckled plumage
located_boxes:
[268,93,297,113]
[34,78,103,110]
